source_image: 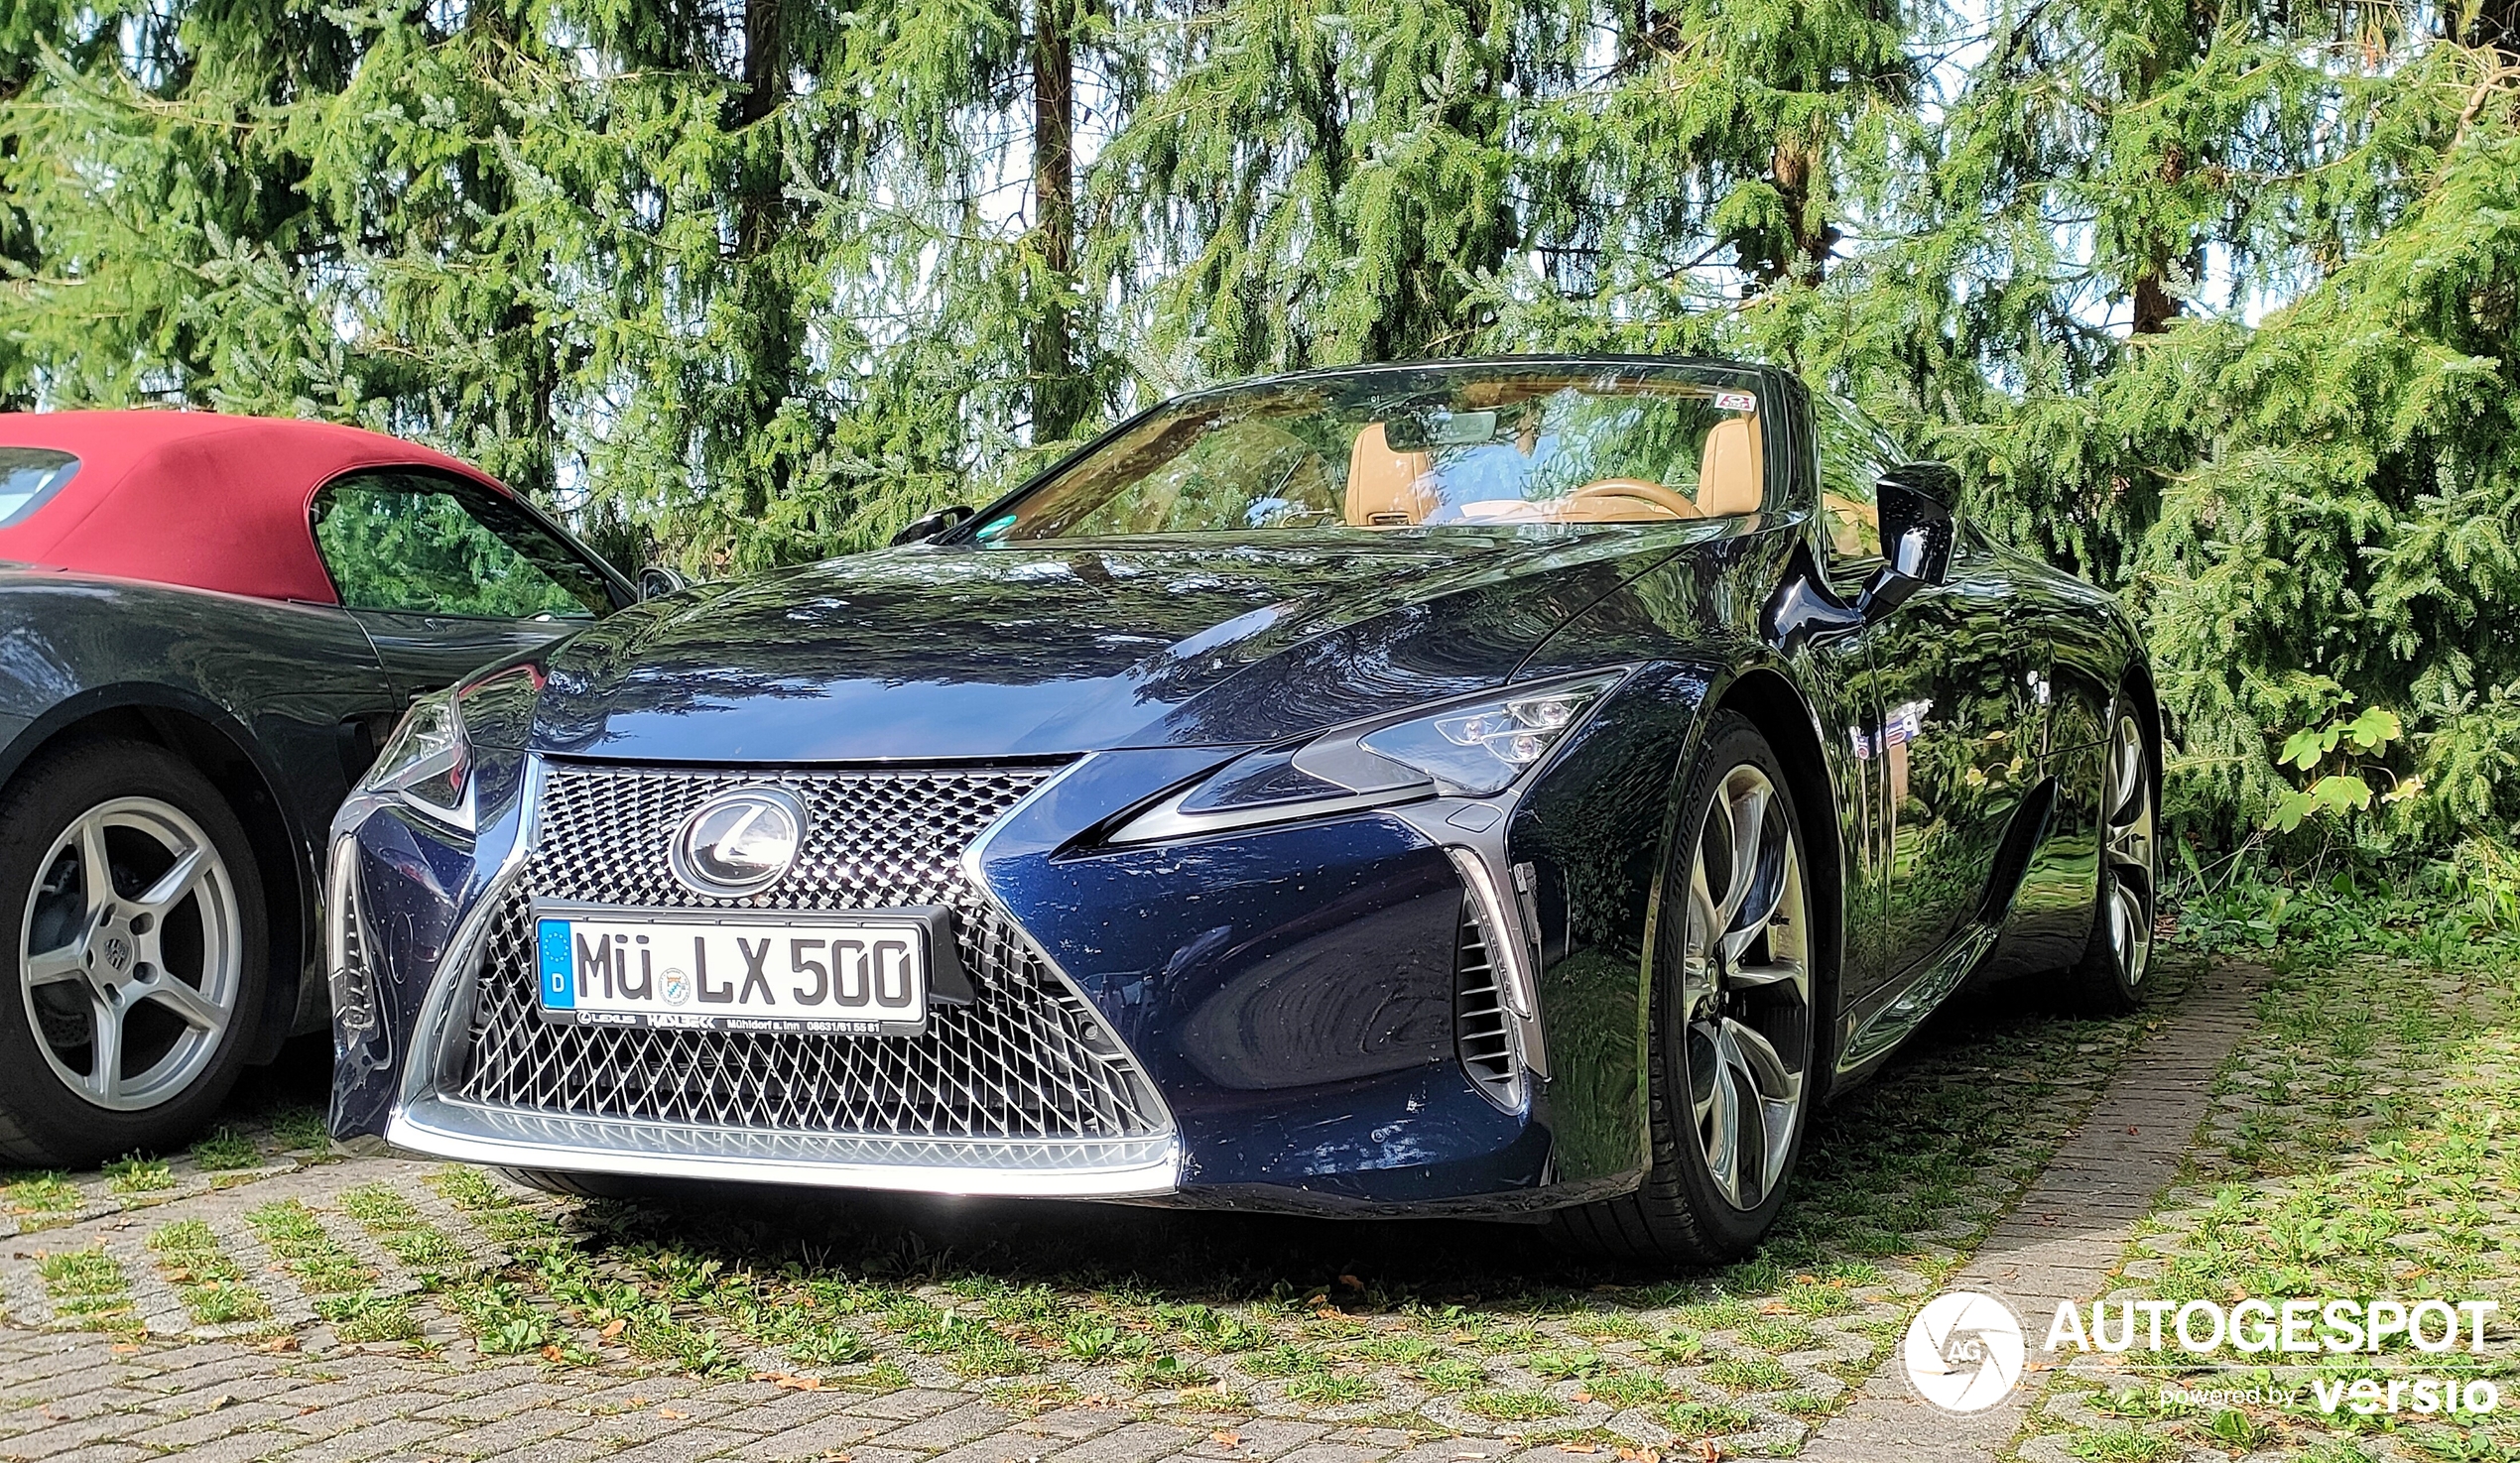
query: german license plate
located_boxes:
[532,901,933,1036]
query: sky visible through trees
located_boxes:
[0,0,2515,853]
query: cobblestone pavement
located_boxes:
[0,956,2279,1463]
[2006,953,2520,1463]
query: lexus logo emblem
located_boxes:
[670,787,808,897]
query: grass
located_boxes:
[37,1247,138,1331]
[246,1199,376,1294]
[147,1219,270,1327]
[102,1155,176,1194]
[2,1171,82,1229]
[189,1128,262,1171]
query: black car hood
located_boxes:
[528,526,1732,762]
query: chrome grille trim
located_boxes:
[389,755,1180,1192]
[1453,896,1517,1104]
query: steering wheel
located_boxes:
[1568,478,1701,521]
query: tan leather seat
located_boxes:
[1344,424,1436,527]
[1696,416,1763,516]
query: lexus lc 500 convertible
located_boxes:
[330,357,2158,1262]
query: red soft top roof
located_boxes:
[0,410,509,604]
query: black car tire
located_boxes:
[1560,712,1816,1265]
[2065,693,2158,1015]
[0,739,268,1166]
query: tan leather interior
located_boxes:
[1344,424,1436,527]
[1696,416,1763,516]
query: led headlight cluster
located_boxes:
[1112,670,1625,843]
[358,663,544,833]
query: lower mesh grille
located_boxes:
[450,762,1167,1143]
[1454,896,1518,1103]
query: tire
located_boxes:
[1560,711,1819,1265]
[0,739,269,1166]
[2065,695,2158,1014]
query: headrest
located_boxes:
[1345,424,1435,527]
[1697,417,1763,517]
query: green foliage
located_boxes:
[2268,700,2412,833]
[1,0,2515,850]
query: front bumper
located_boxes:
[331,746,1556,1211]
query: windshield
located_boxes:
[975,364,1767,542]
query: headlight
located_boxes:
[1110,671,1625,843]
[364,689,470,828]
[358,663,543,833]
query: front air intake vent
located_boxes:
[1454,896,1520,1106]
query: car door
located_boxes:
[1815,403,2047,1000]
[310,469,626,700]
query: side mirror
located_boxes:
[1857,464,1957,621]
[892,504,975,546]
[637,564,690,601]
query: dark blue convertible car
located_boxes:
[329,358,2157,1261]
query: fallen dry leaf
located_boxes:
[1336,1274,1363,1290]
[1210,1431,1242,1448]
[205,1396,232,1412]
[1571,1390,1592,1403]
[110,1344,141,1355]
[773,1375,825,1392]
[599,1318,627,1340]
[1557,1444,1599,1455]
[541,1345,565,1362]
[658,1407,690,1419]
[1615,1450,1660,1463]
[260,1336,299,1354]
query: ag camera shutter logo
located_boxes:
[1903,1290,2028,1413]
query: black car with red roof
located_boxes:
[0,411,638,1163]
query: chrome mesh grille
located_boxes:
[453,762,1167,1141]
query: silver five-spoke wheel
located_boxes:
[20,796,243,1111]
[2100,712,2155,989]
[1679,763,1811,1213]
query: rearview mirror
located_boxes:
[637,564,690,601]
[892,504,975,546]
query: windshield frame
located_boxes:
[944,355,1789,547]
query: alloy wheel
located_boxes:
[1678,764,1811,1212]
[2101,713,2156,989]
[17,796,243,1111]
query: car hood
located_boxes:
[526,525,1734,762]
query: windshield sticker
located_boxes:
[1714,391,1759,413]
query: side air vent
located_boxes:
[1454,896,1522,1107]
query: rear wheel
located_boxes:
[1561,712,1816,1265]
[2066,703,2156,1013]
[0,741,268,1166]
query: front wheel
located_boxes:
[0,740,268,1166]
[1560,711,1817,1265]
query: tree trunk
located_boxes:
[1030,0,1087,443]
[726,0,792,516]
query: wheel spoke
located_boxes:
[75,812,113,915]
[134,844,207,915]
[84,998,122,1103]
[1715,781,1771,931]
[1702,1028,1743,1207]
[141,976,224,1033]
[1721,1017,1800,1104]
[1726,957,1805,991]
[22,944,86,989]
